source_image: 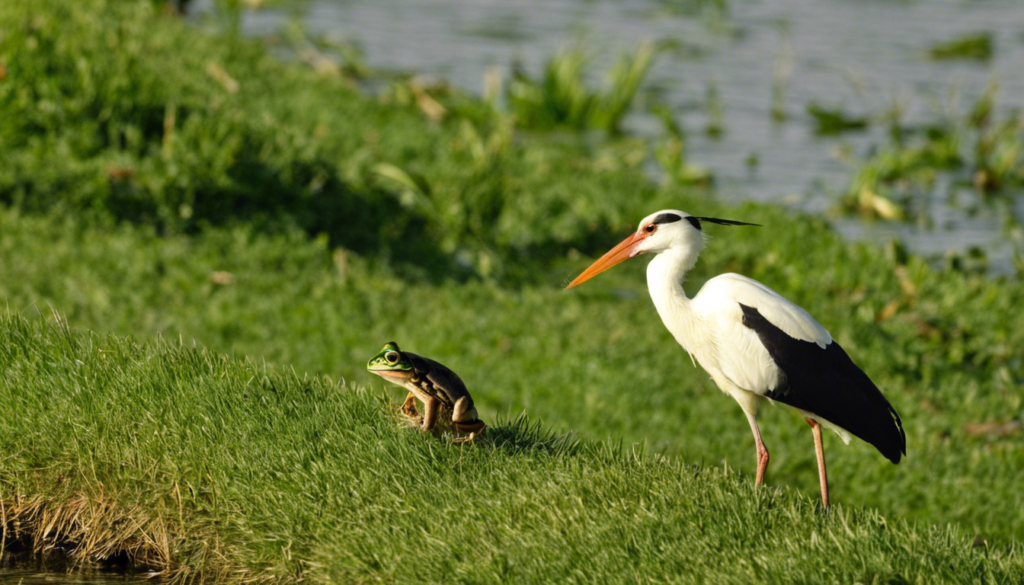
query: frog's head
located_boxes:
[367,341,414,381]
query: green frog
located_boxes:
[367,341,486,441]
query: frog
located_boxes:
[367,341,486,441]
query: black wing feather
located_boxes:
[740,304,906,464]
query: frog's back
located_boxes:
[406,352,472,406]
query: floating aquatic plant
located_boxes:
[838,84,1024,220]
[507,42,659,134]
[928,33,993,61]
[807,103,868,135]
[651,105,713,186]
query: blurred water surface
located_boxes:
[0,569,153,584]
[207,0,1024,272]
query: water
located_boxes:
[201,0,1024,273]
[0,552,157,584]
[0,570,153,584]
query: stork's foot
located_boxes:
[755,446,770,488]
[746,412,770,489]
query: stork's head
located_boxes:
[565,210,758,289]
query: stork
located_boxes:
[567,210,905,509]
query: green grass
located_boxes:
[2,313,1022,583]
[0,0,665,282]
[2,0,1024,581]
[2,204,1023,549]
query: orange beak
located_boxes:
[566,231,645,289]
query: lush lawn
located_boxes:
[1,0,1023,582]
[2,313,1022,583]
[2,206,1023,550]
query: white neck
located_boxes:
[646,249,701,354]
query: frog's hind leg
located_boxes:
[452,395,475,424]
[452,419,486,443]
[452,397,485,442]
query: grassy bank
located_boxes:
[2,313,1022,583]
[2,204,1023,551]
[1,0,1023,581]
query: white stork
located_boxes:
[567,210,905,509]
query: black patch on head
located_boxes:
[684,216,702,231]
[694,217,760,227]
[738,303,906,464]
[651,213,682,225]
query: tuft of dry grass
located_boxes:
[0,491,285,583]
[1,493,171,573]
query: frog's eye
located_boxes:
[385,351,400,364]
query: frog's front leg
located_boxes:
[400,392,421,425]
[421,396,441,432]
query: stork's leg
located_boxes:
[745,412,770,488]
[806,418,829,511]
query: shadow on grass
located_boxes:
[474,412,583,457]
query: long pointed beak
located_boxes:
[566,232,644,289]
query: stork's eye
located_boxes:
[385,351,400,364]
[644,224,657,234]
